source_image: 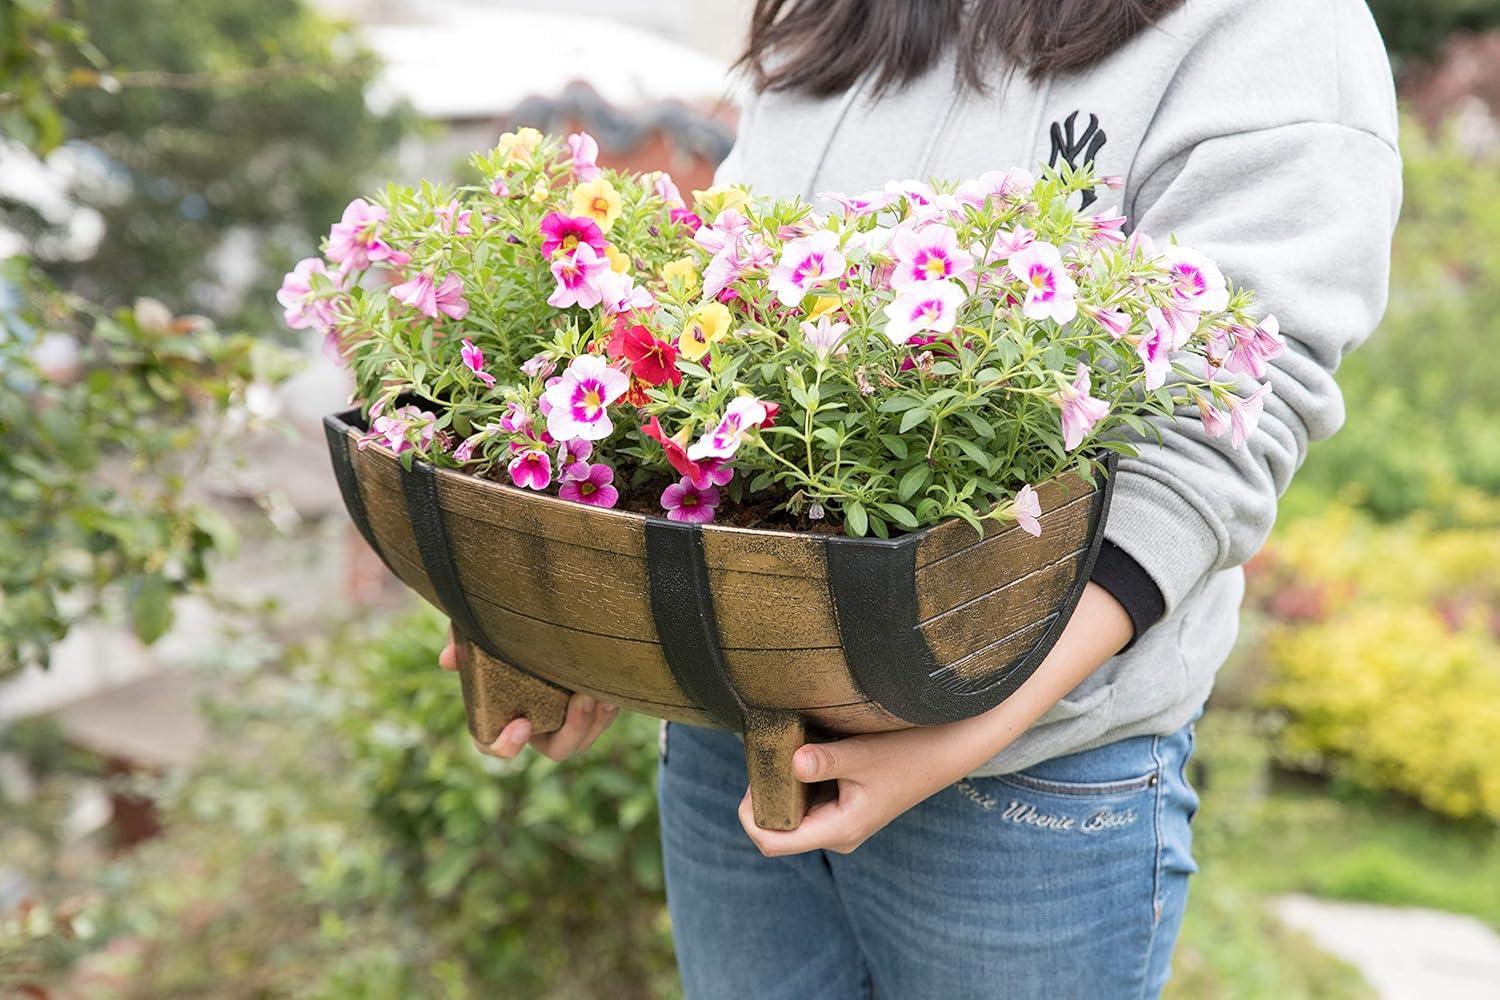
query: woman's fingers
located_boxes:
[437,638,458,672]
[576,702,619,753]
[530,693,599,761]
[476,716,532,759]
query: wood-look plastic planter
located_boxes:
[325,408,1115,829]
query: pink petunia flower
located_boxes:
[661,477,720,524]
[1014,484,1042,538]
[520,353,557,380]
[596,270,655,316]
[435,200,472,235]
[1085,208,1128,248]
[1138,308,1175,391]
[1007,242,1078,325]
[499,401,532,434]
[800,315,850,359]
[547,243,611,309]
[566,132,601,181]
[1054,365,1110,451]
[326,198,409,274]
[539,211,607,259]
[687,395,772,462]
[508,448,552,490]
[555,438,594,479]
[890,223,975,290]
[358,404,436,455]
[1228,382,1274,449]
[558,461,619,508]
[984,226,1037,264]
[1158,245,1230,315]
[822,190,895,217]
[1221,314,1285,379]
[542,354,630,442]
[1082,304,1131,339]
[767,230,845,307]
[460,338,495,388]
[954,168,1035,207]
[1196,395,1231,440]
[654,172,685,208]
[277,257,337,331]
[391,271,470,321]
[882,280,967,346]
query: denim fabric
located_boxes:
[658,721,1199,999]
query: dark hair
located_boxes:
[738,0,1188,96]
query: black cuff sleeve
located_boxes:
[1089,539,1166,650]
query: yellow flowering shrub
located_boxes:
[1252,505,1500,823]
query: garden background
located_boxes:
[2,1,1499,996]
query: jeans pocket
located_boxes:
[992,767,1160,798]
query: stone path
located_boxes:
[1275,894,1500,999]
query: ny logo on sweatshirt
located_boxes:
[1049,110,1107,208]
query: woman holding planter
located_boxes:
[429,0,1402,994]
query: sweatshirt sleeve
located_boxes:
[1107,2,1403,613]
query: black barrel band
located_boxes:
[323,417,397,577]
[402,460,499,657]
[644,520,743,729]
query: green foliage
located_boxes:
[0,607,677,997]
[1367,0,1500,63]
[1288,125,1500,525]
[0,259,288,678]
[0,0,412,325]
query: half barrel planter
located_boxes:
[325,408,1116,830]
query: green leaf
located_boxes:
[877,503,919,529]
[877,396,922,414]
[128,573,174,644]
[880,434,909,459]
[898,407,930,434]
[844,501,869,537]
[897,465,930,502]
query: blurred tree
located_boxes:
[1367,0,1500,64]
[0,0,413,326]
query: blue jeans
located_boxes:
[658,721,1199,999]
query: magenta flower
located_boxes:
[1054,365,1110,452]
[567,131,601,181]
[1228,382,1273,449]
[499,401,532,434]
[391,271,470,321]
[539,212,607,260]
[508,448,553,491]
[555,438,594,480]
[661,478,720,524]
[687,396,772,462]
[1159,245,1230,315]
[559,461,619,508]
[326,198,409,274]
[1014,484,1042,538]
[1007,242,1078,325]
[460,338,495,388]
[435,200,473,235]
[882,280,967,346]
[890,223,975,290]
[547,243,610,309]
[1221,314,1284,378]
[543,354,629,442]
[670,208,704,234]
[768,230,845,307]
[277,257,336,330]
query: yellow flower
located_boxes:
[679,302,732,362]
[497,127,542,164]
[570,177,622,233]
[529,178,550,204]
[690,184,749,221]
[806,295,842,322]
[662,257,700,294]
[604,245,631,274]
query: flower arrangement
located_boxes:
[284,129,1280,538]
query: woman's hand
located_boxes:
[438,638,618,761]
[738,582,1133,855]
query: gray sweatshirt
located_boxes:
[714,0,1403,774]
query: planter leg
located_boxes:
[743,708,810,831]
[453,633,571,745]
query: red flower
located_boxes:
[618,323,680,387]
[642,416,733,489]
